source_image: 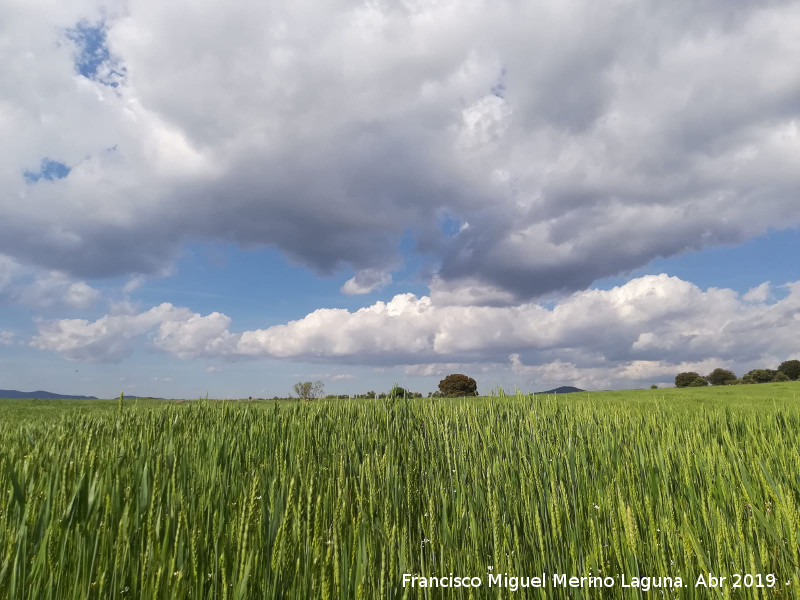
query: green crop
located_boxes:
[1,387,799,598]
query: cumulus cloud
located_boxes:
[341,269,393,295]
[153,312,236,359]
[2,0,799,299]
[235,275,800,368]
[15,273,99,310]
[743,282,771,303]
[30,275,800,388]
[31,303,194,362]
[0,331,15,345]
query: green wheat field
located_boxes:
[2,385,799,598]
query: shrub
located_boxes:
[438,374,478,397]
[688,377,709,387]
[650,384,658,389]
[675,372,702,388]
[777,359,800,381]
[389,385,408,399]
[773,371,790,382]
[707,368,736,386]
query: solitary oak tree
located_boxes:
[293,380,325,400]
[438,374,478,397]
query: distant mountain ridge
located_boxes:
[536,386,585,394]
[0,389,98,400]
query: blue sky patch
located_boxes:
[66,22,126,87]
[439,214,464,237]
[591,228,800,297]
[23,158,71,184]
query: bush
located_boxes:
[438,374,478,397]
[723,379,740,385]
[773,371,790,382]
[688,377,709,387]
[707,368,736,386]
[650,384,658,389]
[675,372,702,388]
[742,369,775,384]
[777,359,800,381]
[389,385,408,399]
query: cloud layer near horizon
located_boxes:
[31,275,800,389]
[3,0,800,300]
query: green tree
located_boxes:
[777,359,800,381]
[675,372,702,388]
[773,371,790,382]
[688,377,709,387]
[707,368,736,386]
[438,374,478,397]
[293,380,325,400]
[742,369,774,384]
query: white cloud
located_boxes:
[0,331,14,345]
[123,275,147,294]
[300,371,355,383]
[743,281,770,303]
[404,362,499,377]
[0,254,99,310]
[30,275,800,388]
[237,293,436,359]
[331,374,356,381]
[31,303,193,362]
[404,363,467,377]
[1,0,799,300]
[16,273,99,309]
[153,312,236,359]
[341,269,393,295]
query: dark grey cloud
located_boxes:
[2,0,799,299]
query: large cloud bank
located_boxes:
[32,275,800,388]
[3,0,800,300]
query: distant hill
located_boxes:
[0,389,98,400]
[536,386,585,394]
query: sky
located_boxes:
[1,0,799,398]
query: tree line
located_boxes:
[292,373,479,400]
[675,359,800,388]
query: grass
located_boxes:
[1,384,799,598]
